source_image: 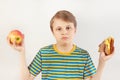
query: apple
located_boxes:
[7,30,24,45]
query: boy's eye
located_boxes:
[57,27,62,31]
[66,26,71,30]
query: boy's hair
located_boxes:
[50,10,77,31]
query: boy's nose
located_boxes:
[61,29,67,35]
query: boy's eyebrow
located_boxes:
[56,26,61,27]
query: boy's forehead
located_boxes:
[53,18,74,25]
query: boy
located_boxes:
[8,10,114,80]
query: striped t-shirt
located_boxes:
[28,44,96,80]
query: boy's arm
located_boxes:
[87,37,115,80]
[85,52,114,80]
[90,53,105,80]
[7,38,35,80]
[19,51,35,80]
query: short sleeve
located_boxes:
[28,51,42,76]
[83,53,96,79]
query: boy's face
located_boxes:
[52,18,76,44]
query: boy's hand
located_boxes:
[99,51,114,63]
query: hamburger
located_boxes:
[99,36,114,55]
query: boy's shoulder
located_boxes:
[39,44,53,51]
[75,45,89,54]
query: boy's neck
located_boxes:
[55,43,74,52]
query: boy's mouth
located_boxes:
[62,37,68,40]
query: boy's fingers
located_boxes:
[99,41,105,52]
[7,37,13,47]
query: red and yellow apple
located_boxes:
[7,30,24,45]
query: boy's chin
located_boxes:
[60,41,72,45]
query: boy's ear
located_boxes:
[74,28,77,33]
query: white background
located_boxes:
[0,0,120,80]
